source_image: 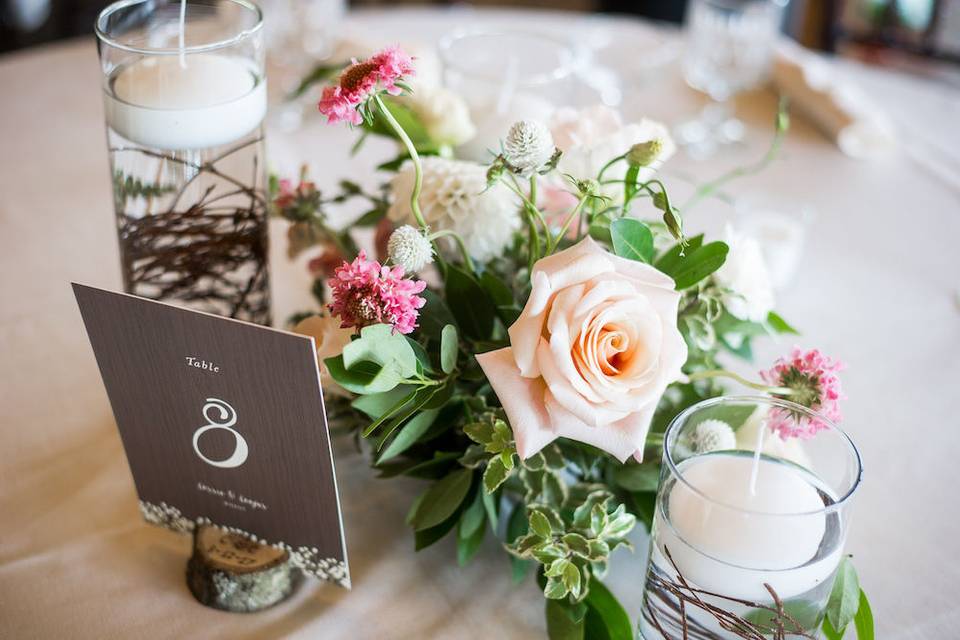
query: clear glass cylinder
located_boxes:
[438,29,579,161]
[638,396,862,639]
[96,0,271,324]
[683,0,787,101]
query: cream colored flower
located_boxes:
[293,314,354,395]
[550,105,675,199]
[387,225,434,273]
[388,157,520,262]
[476,237,687,462]
[396,82,476,147]
[714,225,776,322]
[503,120,555,176]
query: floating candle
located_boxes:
[656,452,842,601]
[104,54,267,150]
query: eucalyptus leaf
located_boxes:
[610,218,654,263]
[440,324,458,374]
[410,468,474,531]
[377,409,439,462]
[324,355,402,394]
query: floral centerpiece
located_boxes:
[274,47,873,639]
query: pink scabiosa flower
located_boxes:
[319,45,415,125]
[273,177,321,221]
[761,347,845,439]
[328,250,426,335]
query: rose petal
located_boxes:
[476,347,557,459]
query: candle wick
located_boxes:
[749,418,765,496]
[178,0,187,69]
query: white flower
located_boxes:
[503,120,555,176]
[691,419,737,453]
[388,157,521,262]
[395,83,476,147]
[714,225,776,322]
[387,225,434,272]
[550,105,675,199]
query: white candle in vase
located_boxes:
[655,452,842,602]
[104,54,267,151]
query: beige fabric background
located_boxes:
[1,7,958,639]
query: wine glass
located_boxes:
[676,0,787,158]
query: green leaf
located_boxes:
[324,356,401,394]
[464,420,495,446]
[822,616,843,640]
[563,561,583,600]
[351,385,415,419]
[612,462,660,492]
[456,515,486,566]
[610,218,654,263]
[360,388,418,437]
[410,469,474,531]
[289,62,344,99]
[826,557,861,634]
[767,310,800,335]
[342,323,418,377]
[414,509,460,551]
[483,457,511,493]
[654,234,703,274]
[507,503,532,583]
[417,289,458,339]
[662,241,729,290]
[744,600,821,633]
[444,265,495,341]
[544,576,571,601]
[440,324,459,374]
[377,409,439,462]
[546,599,586,640]
[479,270,515,306]
[458,488,485,540]
[529,510,553,538]
[481,488,498,532]
[630,492,657,531]
[853,590,874,640]
[584,580,632,640]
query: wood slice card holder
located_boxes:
[187,525,303,612]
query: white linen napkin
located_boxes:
[773,41,897,159]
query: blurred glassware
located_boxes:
[734,193,814,289]
[260,0,346,131]
[677,0,787,158]
[438,29,581,162]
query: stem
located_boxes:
[686,369,794,396]
[374,95,427,230]
[682,98,789,212]
[429,229,476,274]
[550,197,588,252]
[597,153,627,183]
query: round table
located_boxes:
[1,7,958,639]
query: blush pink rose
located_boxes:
[476,237,687,462]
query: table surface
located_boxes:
[1,7,958,639]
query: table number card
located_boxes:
[73,284,350,588]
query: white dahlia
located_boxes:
[395,83,476,148]
[388,157,521,262]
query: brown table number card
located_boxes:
[73,284,350,607]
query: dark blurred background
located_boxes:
[2,0,958,73]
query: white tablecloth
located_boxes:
[1,7,958,639]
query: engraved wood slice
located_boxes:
[186,525,303,612]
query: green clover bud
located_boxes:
[627,138,664,167]
[486,156,506,189]
[576,178,600,198]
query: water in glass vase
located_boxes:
[639,452,844,639]
[103,54,271,324]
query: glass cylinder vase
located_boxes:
[96,0,271,324]
[639,396,862,639]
